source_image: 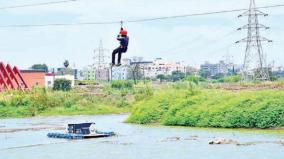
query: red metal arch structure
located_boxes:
[0,62,29,91]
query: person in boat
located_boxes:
[112,28,129,66]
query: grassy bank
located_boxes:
[127,84,284,129]
[0,88,131,118]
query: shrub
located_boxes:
[184,75,205,84]
[128,88,284,129]
[134,84,153,101]
[222,75,241,83]
[53,79,72,91]
[111,80,133,89]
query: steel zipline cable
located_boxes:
[0,0,80,10]
[125,4,284,23]
[0,4,283,28]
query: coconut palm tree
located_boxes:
[64,60,69,68]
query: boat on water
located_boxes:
[47,122,115,139]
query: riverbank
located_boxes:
[0,88,132,118]
[127,84,284,129]
[2,81,284,129]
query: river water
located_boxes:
[0,114,283,159]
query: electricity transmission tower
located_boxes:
[93,40,109,80]
[93,40,109,68]
[236,0,272,81]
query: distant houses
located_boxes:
[200,61,241,78]
[20,67,76,89]
[19,57,282,87]
[78,58,244,81]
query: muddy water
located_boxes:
[0,115,283,159]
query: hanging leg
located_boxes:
[112,47,120,65]
[117,48,127,66]
[117,52,122,65]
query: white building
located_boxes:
[111,58,131,80]
[45,73,55,88]
[96,68,110,81]
[44,73,75,88]
[200,61,231,76]
[110,58,187,80]
[81,65,96,80]
[135,58,186,79]
[111,66,131,80]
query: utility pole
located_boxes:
[93,39,109,80]
[236,0,272,81]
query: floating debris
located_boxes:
[209,138,239,145]
[0,126,65,133]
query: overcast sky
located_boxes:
[0,0,283,69]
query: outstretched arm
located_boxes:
[117,35,123,41]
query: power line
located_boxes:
[0,4,283,28]
[162,29,238,55]
[125,4,284,23]
[0,0,80,10]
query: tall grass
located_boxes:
[0,81,155,118]
[0,89,131,118]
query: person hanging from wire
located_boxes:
[112,22,129,67]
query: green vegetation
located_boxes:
[0,88,131,118]
[127,84,284,129]
[2,77,284,129]
[184,75,206,84]
[0,80,154,118]
[75,80,99,86]
[31,64,48,72]
[53,79,72,91]
[217,75,241,83]
[155,71,186,82]
[111,80,134,89]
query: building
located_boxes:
[57,67,73,75]
[73,69,79,80]
[133,58,186,79]
[81,65,96,80]
[112,66,131,80]
[96,68,110,81]
[110,58,188,80]
[21,70,46,88]
[21,70,75,88]
[273,66,284,78]
[45,73,55,88]
[111,59,131,80]
[186,66,199,75]
[81,65,110,81]
[200,61,230,77]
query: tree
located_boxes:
[129,63,142,84]
[184,75,205,84]
[53,79,72,91]
[64,60,69,68]
[129,57,143,84]
[171,71,185,82]
[156,74,166,83]
[200,70,211,79]
[31,64,48,72]
[212,73,225,80]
